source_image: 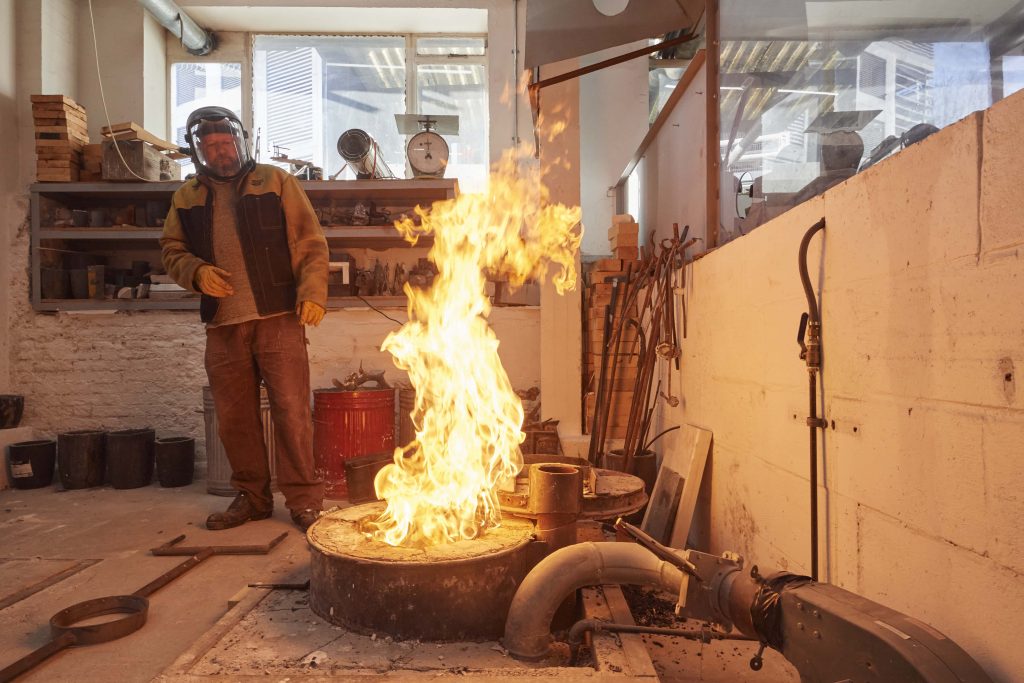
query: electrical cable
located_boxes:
[87,0,156,183]
[356,295,404,326]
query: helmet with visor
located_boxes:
[184,106,254,181]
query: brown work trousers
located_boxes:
[204,313,322,512]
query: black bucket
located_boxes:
[155,437,195,488]
[343,451,393,504]
[106,428,155,489]
[7,440,56,489]
[57,430,106,489]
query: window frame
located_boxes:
[168,31,489,178]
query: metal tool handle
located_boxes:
[615,519,698,576]
[0,631,76,683]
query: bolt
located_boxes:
[797,622,804,630]
[796,602,804,611]
[813,630,821,639]
[813,610,821,618]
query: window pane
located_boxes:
[170,62,242,177]
[416,37,485,56]
[253,35,406,178]
[718,0,1023,243]
[416,63,489,192]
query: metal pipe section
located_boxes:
[797,217,826,581]
[528,464,582,552]
[502,541,684,660]
[137,0,215,56]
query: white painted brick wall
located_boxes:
[7,216,541,463]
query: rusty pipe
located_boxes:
[502,542,684,660]
[529,463,582,552]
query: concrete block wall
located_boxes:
[654,92,1024,680]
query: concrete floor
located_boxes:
[0,483,798,682]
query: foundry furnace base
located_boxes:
[308,502,540,641]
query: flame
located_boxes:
[368,147,582,547]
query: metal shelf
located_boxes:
[40,227,163,239]
[37,298,200,311]
[30,178,456,313]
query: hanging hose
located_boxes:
[797,218,826,581]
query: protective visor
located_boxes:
[188,116,251,181]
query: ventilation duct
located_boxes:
[137,0,215,56]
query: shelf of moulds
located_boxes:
[39,226,164,240]
[321,226,432,250]
[37,298,200,312]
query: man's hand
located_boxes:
[297,300,326,327]
[194,265,234,297]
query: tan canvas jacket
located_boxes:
[160,164,328,322]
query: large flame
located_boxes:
[368,148,582,547]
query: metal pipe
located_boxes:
[502,542,684,660]
[137,0,215,56]
[797,218,826,581]
[567,618,755,663]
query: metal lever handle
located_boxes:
[615,519,698,577]
[796,312,808,360]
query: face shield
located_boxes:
[186,110,253,181]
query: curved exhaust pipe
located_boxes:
[502,541,684,660]
[138,0,215,56]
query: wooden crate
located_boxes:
[102,140,181,182]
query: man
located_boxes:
[160,106,328,531]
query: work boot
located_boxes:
[206,493,273,530]
[290,508,321,531]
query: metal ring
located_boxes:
[49,595,149,646]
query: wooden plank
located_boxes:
[0,559,101,610]
[602,582,660,678]
[667,424,713,549]
[161,586,271,677]
[640,468,683,544]
[102,121,186,157]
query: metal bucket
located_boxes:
[398,387,416,447]
[313,388,395,499]
[203,385,278,496]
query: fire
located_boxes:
[368,147,582,547]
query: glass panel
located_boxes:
[718,1,1024,243]
[416,63,489,192]
[416,37,486,56]
[253,35,406,178]
[170,62,242,177]
[1003,55,1024,97]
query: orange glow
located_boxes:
[368,147,582,547]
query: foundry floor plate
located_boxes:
[157,584,657,681]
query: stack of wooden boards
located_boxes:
[32,95,89,182]
[81,144,104,181]
[608,214,639,261]
[584,256,642,439]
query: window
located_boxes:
[252,34,488,191]
[716,0,1024,243]
[170,62,243,176]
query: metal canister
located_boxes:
[203,385,278,496]
[313,387,395,499]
